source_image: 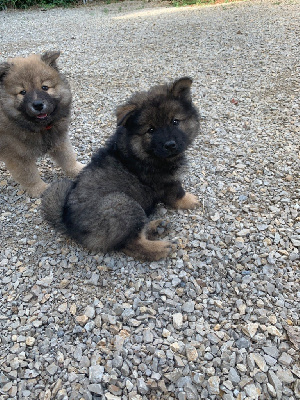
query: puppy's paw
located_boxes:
[150,240,174,261]
[174,192,200,210]
[146,219,170,238]
[67,162,85,178]
[26,182,49,198]
[124,233,174,261]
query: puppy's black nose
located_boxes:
[164,140,177,151]
[32,100,44,112]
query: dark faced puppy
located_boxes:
[0,51,83,197]
[42,77,200,260]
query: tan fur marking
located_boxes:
[147,219,164,233]
[146,219,165,239]
[124,230,172,261]
[174,192,200,210]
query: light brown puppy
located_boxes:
[0,51,83,197]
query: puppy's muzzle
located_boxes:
[32,100,45,113]
[164,140,178,156]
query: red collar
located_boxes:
[45,125,53,130]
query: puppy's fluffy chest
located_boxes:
[0,121,64,158]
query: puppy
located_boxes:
[0,51,83,197]
[42,77,200,260]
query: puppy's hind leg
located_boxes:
[72,193,172,261]
[124,227,173,261]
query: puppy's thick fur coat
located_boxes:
[42,77,200,260]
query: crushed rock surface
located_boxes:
[0,1,299,399]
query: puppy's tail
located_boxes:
[41,179,73,233]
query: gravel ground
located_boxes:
[0,0,299,399]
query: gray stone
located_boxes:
[137,377,149,395]
[267,383,277,398]
[105,393,122,400]
[2,382,12,392]
[268,371,282,400]
[278,352,293,366]
[165,370,183,383]
[177,376,192,388]
[173,313,183,329]
[254,372,267,384]
[112,355,123,369]
[223,393,234,400]
[89,272,99,285]
[23,369,39,379]
[276,367,295,384]
[178,393,187,400]
[121,308,135,322]
[244,383,260,398]
[79,355,90,368]
[56,389,68,400]
[36,275,53,287]
[264,354,277,366]
[46,363,58,376]
[143,328,153,344]
[182,301,195,313]
[0,374,10,386]
[236,337,250,349]
[89,365,104,383]
[263,346,279,359]
[121,363,130,377]
[294,379,300,398]
[207,332,220,344]
[84,305,95,319]
[95,315,102,328]
[185,382,199,400]
[74,345,83,361]
[228,368,240,385]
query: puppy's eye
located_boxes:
[147,127,155,134]
[172,119,180,126]
[19,90,26,95]
[42,85,49,91]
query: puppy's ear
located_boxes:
[41,51,60,70]
[0,62,10,81]
[171,77,193,102]
[116,103,137,126]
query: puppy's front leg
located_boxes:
[49,136,84,178]
[173,192,200,210]
[162,181,200,210]
[4,157,48,197]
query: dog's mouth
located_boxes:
[150,146,183,160]
[162,147,182,159]
[151,150,182,161]
[166,153,180,159]
[36,113,48,120]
